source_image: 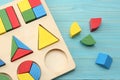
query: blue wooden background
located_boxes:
[1,0,120,79]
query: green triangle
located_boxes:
[80,34,96,46]
[11,37,18,58]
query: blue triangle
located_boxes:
[13,36,31,50]
[0,59,5,67]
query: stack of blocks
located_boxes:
[96,53,113,69]
[18,0,47,23]
[0,6,20,35]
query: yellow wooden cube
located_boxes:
[18,0,31,12]
[0,18,6,34]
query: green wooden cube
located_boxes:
[22,9,35,23]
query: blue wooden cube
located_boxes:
[33,5,47,19]
[96,53,113,69]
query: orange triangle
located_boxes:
[11,48,33,62]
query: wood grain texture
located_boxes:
[1,0,120,80]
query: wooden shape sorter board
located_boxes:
[0,0,75,80]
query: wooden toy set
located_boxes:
[69,18,113,69]
[0,0,76,80]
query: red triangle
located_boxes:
[90,18,102,32]
[11,48,33,62]
[17,60,33,74]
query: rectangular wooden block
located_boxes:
[0,9,12,31]
[6,6,20,29]
[0,18,6,34]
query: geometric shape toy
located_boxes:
[38,24,59,50]
[0,59,5,67]
[17,0,31,12]
[17,0,46,23]
[28,0,41,8]
[18,73,34,80]
[11,48,33,62]
[0,9,12,31]
[0,18,6,34]
[6,6,20,29]
[70,22,81,38]
[11,36,33,62]
[90,18,102,32]
[0,73,12,80]
[21,9,36,23]
[33,5,47,19]
[80,34,96,46]
[30,63,41,80]
[96,53,113,69]
[17,60,33,74]
[17,60,41,80]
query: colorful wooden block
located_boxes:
[18,73,34,80]
[17,61,41,80]
[17,0,31,12]
[0,18,6,34]
[38,25,59,50]
[70,22,81,38]
[22,9,35,23]
[0,9,12,31]
[30,63,41,80]
[17,61,33,74]
[11,48,33,62]
[11,37,18,58]
[80,34,96,46]
[33,5,47,19]
[90,18,102,32]
[6,6,20,29]
[28,0,41,8]
[11,36,33,62]
[96,53,113,69]
[0,59,5,67]
[13,36,31,50]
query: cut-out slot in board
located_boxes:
[0,0,76,80]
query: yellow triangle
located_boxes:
[38,25,59,50]
[70,22,82,38]
[18,73,34,80]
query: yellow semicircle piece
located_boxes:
[70,22,81,38]
[38,25,59,50]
